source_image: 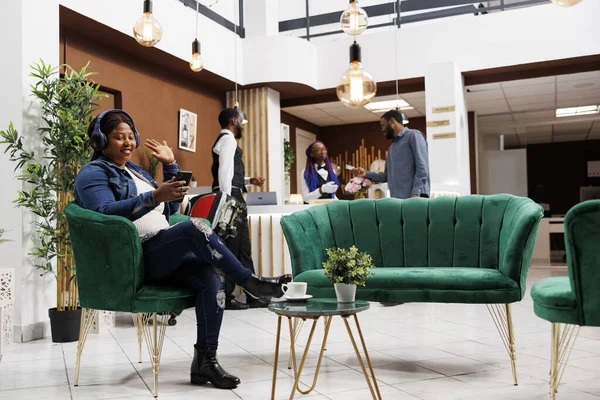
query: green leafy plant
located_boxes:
[322,245,374,286]
[0,60,105,311]
[283,139,295,182]
[0,229,12,245]
[140,146,160,179]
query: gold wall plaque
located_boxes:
[433,132,456,140]
[432,106,455,113]
[426,120,450,127]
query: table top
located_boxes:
[268,298,370,317]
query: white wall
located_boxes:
[479,149,528,197]
[0,0,59,342]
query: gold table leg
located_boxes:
[271,313,378,400]
[343,315,382,400]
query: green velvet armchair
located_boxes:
[281,194,543,385]
[65,202,201,397]
[531,200,600,399]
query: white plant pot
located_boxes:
[334,283,357,303]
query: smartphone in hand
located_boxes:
[175,171,193,186]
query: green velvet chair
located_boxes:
[531,200,600,399]
[281,194,543,385]
[65,203,202,397]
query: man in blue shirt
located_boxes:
[356,109,430,198]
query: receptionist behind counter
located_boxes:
[300,140,340,203]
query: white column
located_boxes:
[244,0,279,38]
[0,0,60,342]
[266,88,284,205]
[425,61,471,195]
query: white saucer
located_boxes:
[284,294,313,302]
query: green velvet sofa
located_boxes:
[281,194,543,384]
[531,200,600,399]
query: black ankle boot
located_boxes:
[242,274,292,300]
[191,346,240,389]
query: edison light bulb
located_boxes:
[336,42,376,109]
[190,39,204,72]
[340,0,368,36]
[550,0,582,5]
[133,1,162,47]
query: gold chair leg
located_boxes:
[138,313,169,398]
[343,315,382,400]
[132,313,144,363]
[486,304,518,385]
[549,322,580,400]
[74,308,98,386]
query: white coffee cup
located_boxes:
[282,282,307,298]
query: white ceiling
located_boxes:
[282,92,426,127]
[470,70,600,146]
[281,70,600,145]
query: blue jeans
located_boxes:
[142,220,252,349]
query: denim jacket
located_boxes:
[74,155,180,222]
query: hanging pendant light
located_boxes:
[336,41,377,109]
[233,0,247,124]
[189,0,204,72]
[190,40,204,72]
[340,0,368,36]
[133,0,162,47]
[550,0,582,5]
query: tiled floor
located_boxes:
[1,267,599,400]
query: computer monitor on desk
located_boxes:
[580,186,600,202]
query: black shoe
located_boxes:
[278,274,293,285]
[225,298,249,310]
[242,274,291,300]
[191,346,240,389]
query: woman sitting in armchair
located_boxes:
[74,109,291,390]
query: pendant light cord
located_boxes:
[234,0,239,105]
[393,0,399,102]
[195,0,200,39]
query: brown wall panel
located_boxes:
[62,31,224,185]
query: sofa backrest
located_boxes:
[281,194,537,276]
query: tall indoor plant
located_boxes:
[0,60,104,342]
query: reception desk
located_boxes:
[246,205,314,278]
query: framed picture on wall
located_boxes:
[178,108,197,153]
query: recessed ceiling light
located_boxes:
[555,105,600,118]
[364,99,413,113]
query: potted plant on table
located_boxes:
[322,245,374,303]
[0,60,105,342]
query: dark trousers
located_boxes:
[142,220,252,349]
[224,191,256,301]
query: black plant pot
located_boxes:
[48,307,82,343]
